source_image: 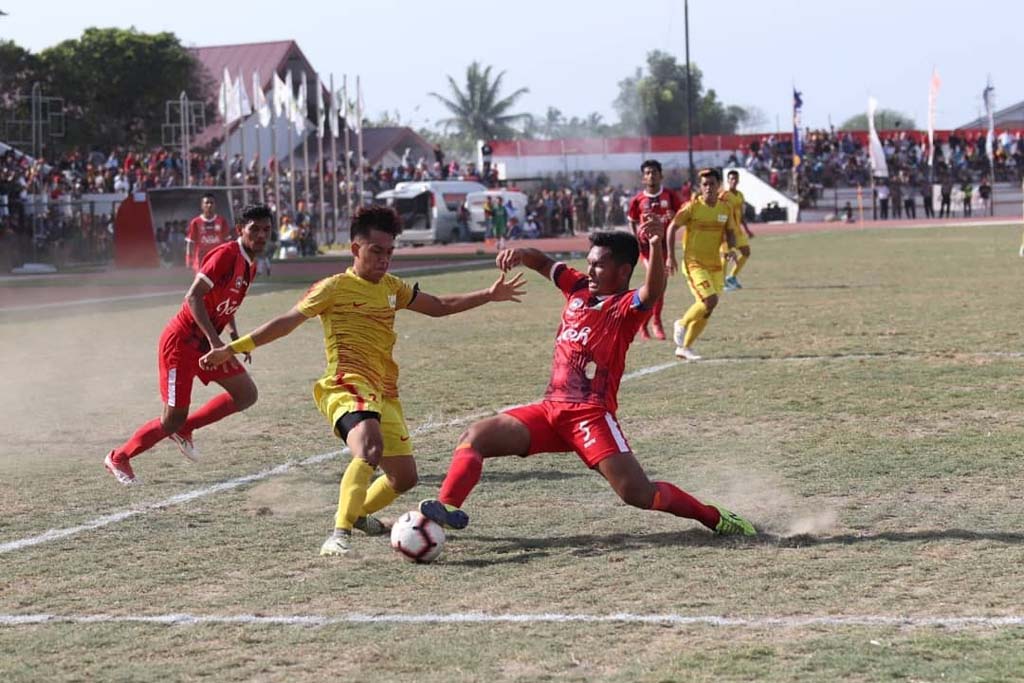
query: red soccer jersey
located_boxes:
[543,263,647,413]
[626,188,682,255]
[186,214,232,271]
[168,239,256,351]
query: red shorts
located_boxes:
[504,401,632,468]
[158,326,245,409]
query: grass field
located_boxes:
[2,223,1024,682]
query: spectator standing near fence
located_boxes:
[940,176,953,218]
[877,182,890,219]
[186,193,232,272]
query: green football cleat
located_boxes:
[711,504,756,536]
[353,515,387,536]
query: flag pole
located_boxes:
[253,72,264,204]
[343,75,353,223]
[301,71,311,216]
[330,73,340,244]
[270,75,280,226]
[316,73,326,247]
[356,75,365,207]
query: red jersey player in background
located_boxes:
[419,218,756,537]
[104,204,273,485]
[186,193,232,272]
[626,159,681,340]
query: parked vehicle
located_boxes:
[376,180,486,244]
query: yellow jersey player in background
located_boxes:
[667,168,736,361]
[720,169,755,291]
[200,205,525,557]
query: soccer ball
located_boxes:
[390,511,446,563]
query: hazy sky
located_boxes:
[4,0,1020,133]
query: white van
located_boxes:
[465,189,530,240]
[376,180,486,244]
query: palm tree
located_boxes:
[430,62,529,141]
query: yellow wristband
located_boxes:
[228,335,256,354]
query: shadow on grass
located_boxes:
[444,528,1024,567]
[416,468,589,487]
[774,529,1024,547]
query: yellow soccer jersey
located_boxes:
[671,196,735,267]
[720,189,745,232]
[297,268,416,399]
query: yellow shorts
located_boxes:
[683,260,724,302]
[313,375,413,457]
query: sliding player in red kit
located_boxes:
[104,204,273,485]
[419,216,756,537]
[626,159,681,340]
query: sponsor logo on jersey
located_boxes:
[557,325,591,345]
[388,294,397,309]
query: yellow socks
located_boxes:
[361,475,400,516]
[334,458,375,531]
[684,316,708,347]
[681,301,707,328]
[731,252,749,277]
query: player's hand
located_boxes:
[495,248,523,272]
[725,250,738,264]
[638,215,665,244]
[488,271,526,303]
[242,352,252,365]
[200,347,240,371]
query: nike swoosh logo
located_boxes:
[352,302,366,308]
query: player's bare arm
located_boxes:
[637,216,667,306]
[200,307,307,370]
[406,272,526,317]
[184,275,240,370]
[666,211,686,275]
[725,215,737,250]
[496,247,556,276]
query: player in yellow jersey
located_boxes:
[200,205,526,557]
[667,168,736,361]
[719,169,755,291]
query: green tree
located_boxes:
[613,50,749,136]
[0,40,40,107]
[840,109,917,131]
[38,27,211,149]
[430,61,529,142]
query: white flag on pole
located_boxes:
[236,71,252,118]
[272,72,288,119]
[285,70,295,124]
[329,82,340,138]
[222,68,243,123]
[867,96,889,179]
[316,75,325,139]
[927,68,941,167]
[983,81,995,160]
[355,76,363,136]
[253,71,271,127]
[292,72,308,135]
[217,68,230,120]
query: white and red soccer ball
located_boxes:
[390,511,446,563]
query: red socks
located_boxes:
[113,418,167,460]
[180,393,238,435]
[438,444,484,508]
[651,481,720,530]
[113,394,238,461]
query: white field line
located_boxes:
[0,262,494,313]
[3,348,1022,556]
[2,612,1024,629]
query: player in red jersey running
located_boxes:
[104,204,274,485]
[186,193,233,272]
[419,218,756,536]
[626,159,681,340]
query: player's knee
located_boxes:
[740,246,751,257]
[235,383,258,410]
[390,470,418,493]
[618,482,656,509]
[705,295,719,313]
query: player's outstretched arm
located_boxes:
[406,272,526,318]
[496,247,555,276]
[200,307,308,369]
[637,216,667,306]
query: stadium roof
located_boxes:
[958,99,1024,129]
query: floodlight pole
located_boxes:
[684,0,695,184]
[179,92,191,186]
